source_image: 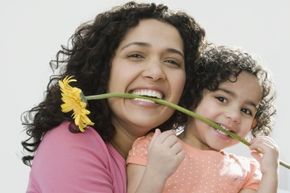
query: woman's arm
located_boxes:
[27,123,117,193]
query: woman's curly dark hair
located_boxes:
[21,1,205,166]
[191,44,276,137]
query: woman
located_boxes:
[21,2,205,192]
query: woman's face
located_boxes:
[108,19,186,137]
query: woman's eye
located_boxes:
[164,59,179,66]
[215,96,227,103]
[241,108,253,116]
[128,53,144,60]
[128,54,143,58]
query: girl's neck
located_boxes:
[179,129,214,151]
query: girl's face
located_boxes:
[185,71,262,151]
[108,19,186,137]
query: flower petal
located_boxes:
[59,76,94,132]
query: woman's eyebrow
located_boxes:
[120,42,150,50]
[166,48,184,57]
[120,42,184,57]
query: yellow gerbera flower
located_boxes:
[59,76,94,132]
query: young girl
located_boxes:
[21,2,205,193]
[127,45,279,193]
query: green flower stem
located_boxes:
[85,92,290,170]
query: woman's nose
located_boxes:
[142,60,166,81]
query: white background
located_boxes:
[1,0,289,192]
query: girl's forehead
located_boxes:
[219,71,262,103]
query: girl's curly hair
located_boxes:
[21,1,205,166]
[191,44,276,137]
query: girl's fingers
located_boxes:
[151,128,161,141]
[251,136,276,146]
[149,129,161,146]
[153,130,176,144]
[250,136,279,155]
[170,142,183,155]
[176,150,185,163]
[149,129,176,149]
[163,134,179,147]
[251,151,262,161]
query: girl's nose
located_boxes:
[225,109,241,125]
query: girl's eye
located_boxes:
[215,96,227,103]
[241,108,253,116]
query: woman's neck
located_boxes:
[111,128,136,158]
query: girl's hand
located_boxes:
[249,136,279,174]
[146,129,185,180]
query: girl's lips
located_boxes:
[214,123,236,140]
[218,123,238,134]
[215,128,231,140]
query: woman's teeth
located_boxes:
[132,89,162,99]
[132,89,163,103]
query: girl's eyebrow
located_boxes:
[120,42,184,57]
[218,87,259,109]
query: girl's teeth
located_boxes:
[216,124,231,136]
[216,129,227,135]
